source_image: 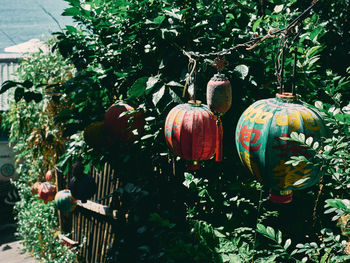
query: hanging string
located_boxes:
[182,53,197,98]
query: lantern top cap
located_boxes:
[276,92,297,103]
[210,73,229,82]
[188,100,202,106]
[276,92,296,99]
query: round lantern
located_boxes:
[38,182,57,203]
[69,174,97,203]
[164,100,217,170]
[84,121,113,149]
[206,73,232,161]
[55,189,76,214]
[235,93,327,203]
[104,102,145,142]
[31,182,41,195]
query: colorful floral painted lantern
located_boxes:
[55,189,76,215]
[206,73,232,161]
[164,100,217,170]
[38,182,57,203]
[104,102,145,142]
[235,93,327,203]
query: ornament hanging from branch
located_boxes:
[164,100,217,170]
[206,56,232,162]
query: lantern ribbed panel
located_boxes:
[235,96,327,192]
[165,103,216,162]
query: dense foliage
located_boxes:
[2,45,78,262]
[1,0,349,262]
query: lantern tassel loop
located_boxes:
[216,116,223,162]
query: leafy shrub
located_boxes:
[1,0,349,262]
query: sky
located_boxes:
[0,0,73,52]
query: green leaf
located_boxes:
[128,77,148,99]
[234,65,249,80]
[274,4,284,13]
[315,101,323,110]
[152,86,165,106]
[146,75,161,94]
[306,137,313,146]
[290,132,299,141]
[153,15,166,25]
[21,80,33,88]
[65,25,78,33]
[62,7,82,17]
[284,239,291,250]
[277,230,282,244]
[326,199,350,212]
[298,133,306,143]
[252,17,263,32]
[309,27,323,41]
[14,87,25,102]
[0,80,19,94]
[266,226,275,239]
[335,113,350,124]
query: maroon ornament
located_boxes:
[206,74,232,114]
[31,182,41,195]
[164,100,217,170]
[206,73,232,162]
[104,102,145,142]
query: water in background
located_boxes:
[0,0,73,52]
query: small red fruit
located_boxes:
[45,170,54,183]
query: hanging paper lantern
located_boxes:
[38,182,57,203]
[69,174,97,203]
[55,189,76,214]
[104,102,145,142]
[164,100,217,170]
[45,169,54,183]
[235,93,327,203]
[83,121,113,149]
[31,182,42,195]
[206,73,232,162]
[206,74,232,114]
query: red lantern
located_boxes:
[38,182,57,204]
[164,100,217,170]
[104,102,145,142]
[206,73,232,162]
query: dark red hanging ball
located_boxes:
[206,73,232,114]
[104,102,145,142]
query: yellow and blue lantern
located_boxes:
[235,93,327,203]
